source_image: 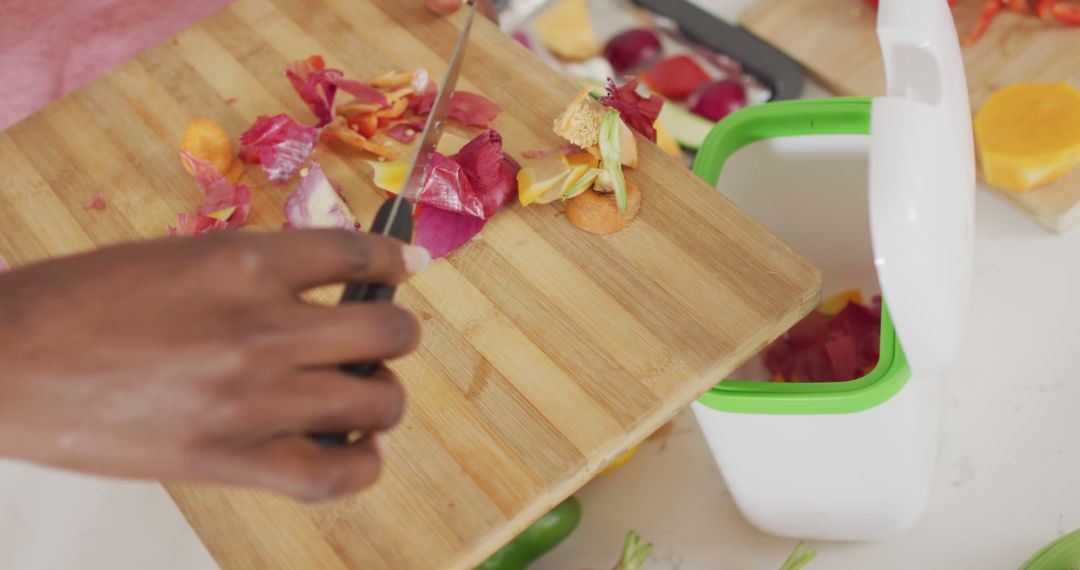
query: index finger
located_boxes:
[247,229,430,292]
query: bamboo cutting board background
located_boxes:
[741,0,1080,232]
[0,0,821,568]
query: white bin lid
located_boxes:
[869,0,975,376]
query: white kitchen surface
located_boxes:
[2,1,1078,569]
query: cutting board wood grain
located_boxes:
[0,0,821,568]
[741,0,1080,232]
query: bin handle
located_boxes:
[692,98,872,186]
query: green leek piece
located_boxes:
[599,110,628,213]
[778,542,817,570]
[612,531,653,570]
[562,168,603,200]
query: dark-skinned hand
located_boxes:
[0,230,429,501]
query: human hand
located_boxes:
[0,230,428,501]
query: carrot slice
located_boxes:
[180,118,234,175]
[565,181,641,234]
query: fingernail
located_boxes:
[374,435,388,456]
[402,245,431,274]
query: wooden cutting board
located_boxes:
[741,0,1080,232]
[0,0,821,568]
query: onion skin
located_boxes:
[688,79,748,122]
[603,29,662,74]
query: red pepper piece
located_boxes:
[642,55,711,101]
[347,113,379,138]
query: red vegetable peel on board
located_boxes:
[599,77,664,143]
[413,90,502,129]
[84,194,107,211]
[420,154,486,218]
[285,57,387,127]
[238,114,319,183]
[414,206,487,259]
[406,130,519,259]
[453,130,519,218]
[179,150,251,230]
[385,122,425,144]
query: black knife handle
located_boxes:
[311,196,414,448]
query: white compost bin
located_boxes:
[689,0,975,541]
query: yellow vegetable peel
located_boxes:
[974,82,1080,192]
[369,161,408,194]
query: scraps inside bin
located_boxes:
[764,290,882,383]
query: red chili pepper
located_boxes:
[864,0,959,7]
[239,146,261,165]
[307,55,326,71]
[347,113,379,138]
[642,55,710,101]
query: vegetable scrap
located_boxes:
[764,290,882,383]
[642,54,710,101]
[414,206,486,259]
[411,90,502,129]
[597,445,639,477]
[533,0,600,61]
[974,81,1080,193]
[688,78,747,122]
[598,110,630,210]
[611,531,653,570]
[778,542,817,570]
[522,144,577,159]
[963,0,1078,46]
[180,118,234,177]
[475,496,582,570]
[566,179,642,235]
[284,161,360,231]
[238,114,319,182]
[529,76,654,234]
[604,29,662,74]
[168,213,228,236]
[454,130,519,218]
[518,152,581,206]
[285,55,388,127]
[599,77,664,143]
[83,194,107,211]
[369,130,518,258]
[385,122,424,144]
[170,55,505,254]
[171,150,251,235]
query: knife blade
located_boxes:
[311,0,478,448]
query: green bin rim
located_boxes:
[692,97,910,415]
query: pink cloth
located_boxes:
[0,0,231,131]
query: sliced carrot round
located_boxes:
[565,181,641,235]
[181,118,234,175]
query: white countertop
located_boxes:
[2,1,1078,569]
